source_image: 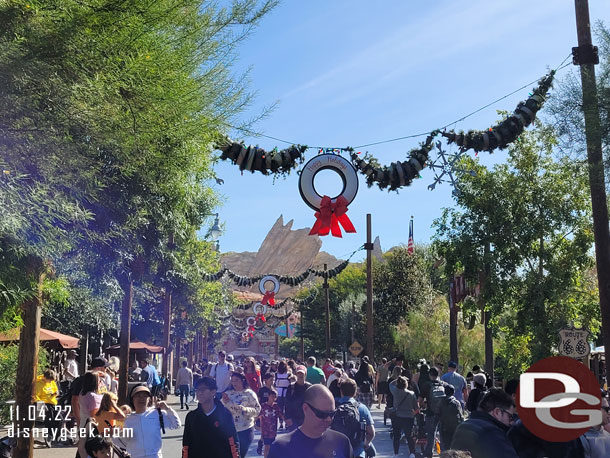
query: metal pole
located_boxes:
[574,0,610,384]
[162,233,174,378]
[324,264,331,358]
[300,304,305,362]
[366,214,374,361]
[483,243,493,383]
[118,274,133,405]
[449,279,459,364]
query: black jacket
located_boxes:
[182,400,240,458]
[466,386,487,413]
[450,410,518,458]
[507,419,585,458]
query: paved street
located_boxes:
[31,395,438,458]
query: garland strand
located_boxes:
[217,139,307,176]
[203,246,364,285]
[441,71,555,153]
[348,132,439,191]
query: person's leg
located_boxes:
[238,427,254,458]
[179,385,185,408]
[423,414,439,457]
[263,444,270,458]
[404,417,415,455]
[391,415,402,455]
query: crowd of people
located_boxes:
[29,350,610,458]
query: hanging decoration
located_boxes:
[259,275,280,306]
[299,153,358,237]
[309,260,350,278]
[292,288,318,306]
[348,131,439,191]
[441,71,555,153]
[218,139,307,176]
[427,141,475,197]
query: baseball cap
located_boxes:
[448,361,457,368]
[226,354,234,361]
[295,365,307,374]
[473,373,487,386]
[90,357,109,369]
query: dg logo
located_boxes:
[517,356,601,442]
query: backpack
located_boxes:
[331,399,363,449]
[428,381,447,415]
[359,379,371,393]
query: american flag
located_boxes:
[407,217,414,254]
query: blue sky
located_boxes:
[206,0,609,263]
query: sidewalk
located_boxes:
[30,396,439,458]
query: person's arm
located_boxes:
[157,401,181,429]
[182,413,192,458]
[239,391,261,418]
[363,409,375,448]
[109,398,126,421]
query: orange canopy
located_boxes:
[105,341,164,353]
[0,327,79,349]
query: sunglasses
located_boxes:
[305,402,336,419]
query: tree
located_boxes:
[433,121,598,372]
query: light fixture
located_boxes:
[209,213,222,241]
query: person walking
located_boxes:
[182,377,240,458]
[122,385,181,458]
[306,356,326,385]
[420,367,449,458]
[388,375,418,458]
[466,373,487,414]
[441,361,467,407]
[210,351,235,399]
[221,372,261,458]
[258,389,283,458]
[376,358,390,409]
[354,357,375,409]
[451,388,518,458]
[285,365,312,431]
[243,357,262,395]
[140,359,161,396]
[268,384,353,458]
[177,360,194,410]
[333,378,375,458]
[438,385,464,451]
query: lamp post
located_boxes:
[209,213,222,250]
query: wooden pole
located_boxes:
[162,233,174,378]
[366,214,374,361]
[117,274,133,405]
[449,279,459,364]
[324,264,330,358]
[13,257,45,458]
[574,0,610,384]
[300,304,305,362]
[79,325,89,375]
[482,243,493,383]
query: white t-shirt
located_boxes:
[210,362,234,393]
[64,359,79,381]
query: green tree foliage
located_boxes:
[0,0,275,339]
[372,247,437,357]
[433,122,598,368]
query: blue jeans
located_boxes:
[424,414,440,457]
[237,427,254,458]
[179,385,190,407]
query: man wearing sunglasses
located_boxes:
[268,384,353,458]
[580,395,610,457]
[450,388,519,458]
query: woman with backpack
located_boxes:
[389,376,419,458]
[354,356,375,409]
[274,361,291,430]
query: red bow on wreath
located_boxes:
[247,324,255,338]
[261,291,275,306]
[256,312,266,323]
[309,195,357,238]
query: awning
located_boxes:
[0,327,79,349]
[105,341,164,353]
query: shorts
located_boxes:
[378,381,389,395]
[263,437,276,445]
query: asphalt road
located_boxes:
[30,395,438,458]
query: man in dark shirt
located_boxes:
[269,384,353,458]
[182,377,240,458]
[285,366,312,431]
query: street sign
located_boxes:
[349,340,363,356]
[558,327,590,359]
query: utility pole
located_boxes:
[117,272,133,405]
[449,278,459,364]
[351,302,356,344]
[324,263,331,358]
[574,0,610,384]
[366,214,374,361]
[482,242,493,383]
[300,303,305,361]
[162,233,174,379]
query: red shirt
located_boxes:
[322,363,335,380]
[259,403,283,439]
[245,370,261,393]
